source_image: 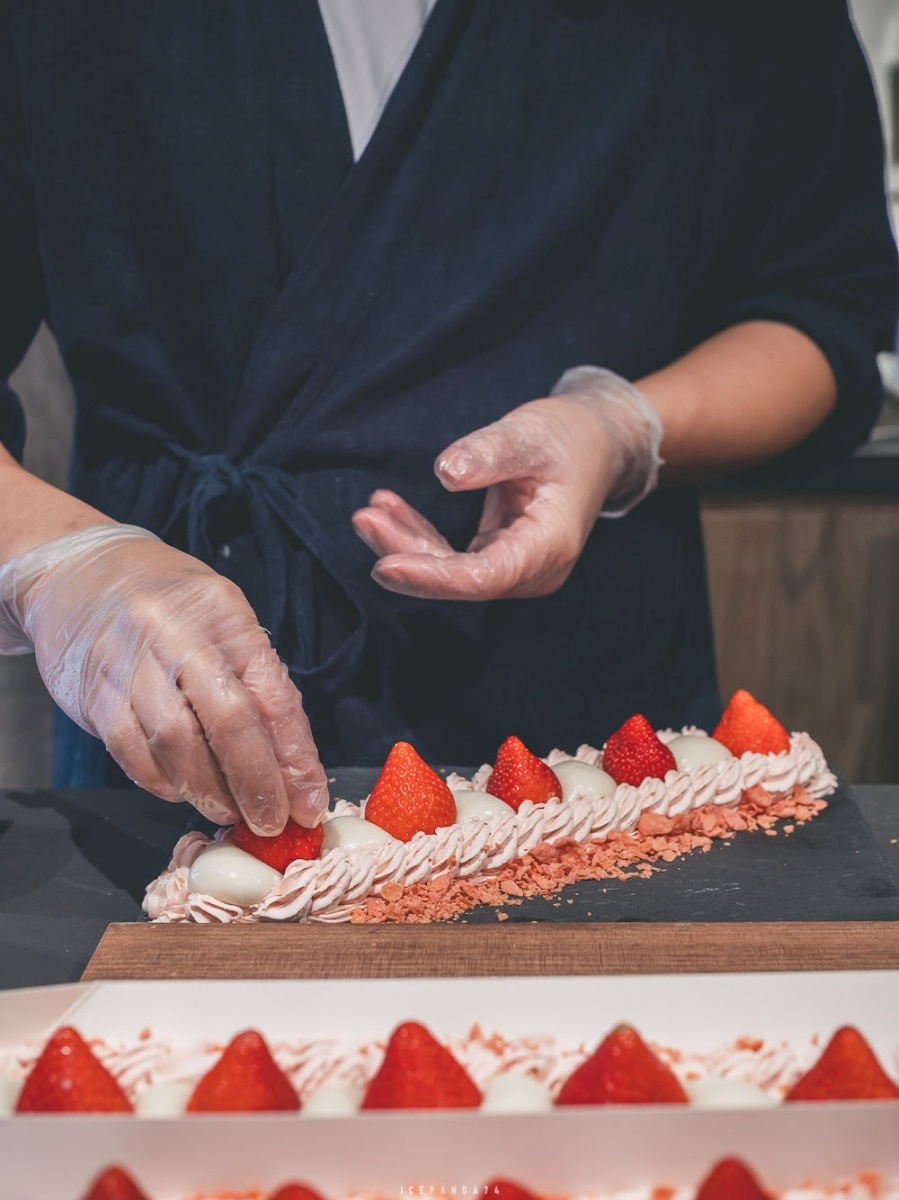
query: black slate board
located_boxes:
[329,771,899,924]
[1,776,898,989]
[0,787,189,988]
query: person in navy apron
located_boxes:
[0,1,896,835]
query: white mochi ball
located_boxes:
[0,1074,23,1115]
[321,815,400,853]
[134,1080,194,1117]
[667,734,732,772]
[552,759,617,805]
[480,1073,553,1113]
[451,790,516,822]
[302,1081,363,1116]
[686,1076,777,1109]
[187,844,282,906]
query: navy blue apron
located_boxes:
[0,1,894,783]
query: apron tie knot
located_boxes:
[158,443,367,684]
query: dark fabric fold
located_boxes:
[77,404,369,686]
[0,380,24,460]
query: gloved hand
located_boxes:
[0,524,328,833]
[352,366,664,601]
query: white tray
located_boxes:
[1,973,898,1198]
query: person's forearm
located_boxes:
[0,442,116,564]
[637,320,837,481]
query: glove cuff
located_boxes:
[0,524,159,655]
[551,366,664,517]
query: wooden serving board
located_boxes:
[83,920,899,980]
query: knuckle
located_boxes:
[124,590,163,630]
[250,662,304,722]
[146,711,187,756]
[202,573,251,614]
[205,683,259,741]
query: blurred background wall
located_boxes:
[1,2,898,786]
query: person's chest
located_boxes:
[7,2,764,438]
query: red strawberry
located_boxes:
[784,1026,899,1101]
[482,1181,542,1200]
[268,1188,327,1200]
[361,1020,481,1110]
[364,742,457,843]
[231,818,324,872]
[186,1029,300,1112]
[81,1168,150,1200]
[713,689,791,757]
[601,715,676,787]
[555,1023,688,1106]
[486,735,561,812]
[695,1158,773,1200]
[16,1026,132,1113]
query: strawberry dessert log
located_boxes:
[74,1159,899,1200]
[6,1018,896,1118]
[143,690,837,925]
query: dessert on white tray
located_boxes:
[70,1160,899,1200]
[2,975,899,1200]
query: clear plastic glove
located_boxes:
[0,525,328,833]
[352,366,664,602]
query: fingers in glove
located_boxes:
[370,521,525,601]
[352,490,454,559]
[436,411,550,492]
[86,665,238,823]
[238,646,329,828]
[177,644,289,836]
[104,712,181,803]
[128,650,242,825]
[372,514,577,602]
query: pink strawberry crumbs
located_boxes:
[348,784,824,924]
